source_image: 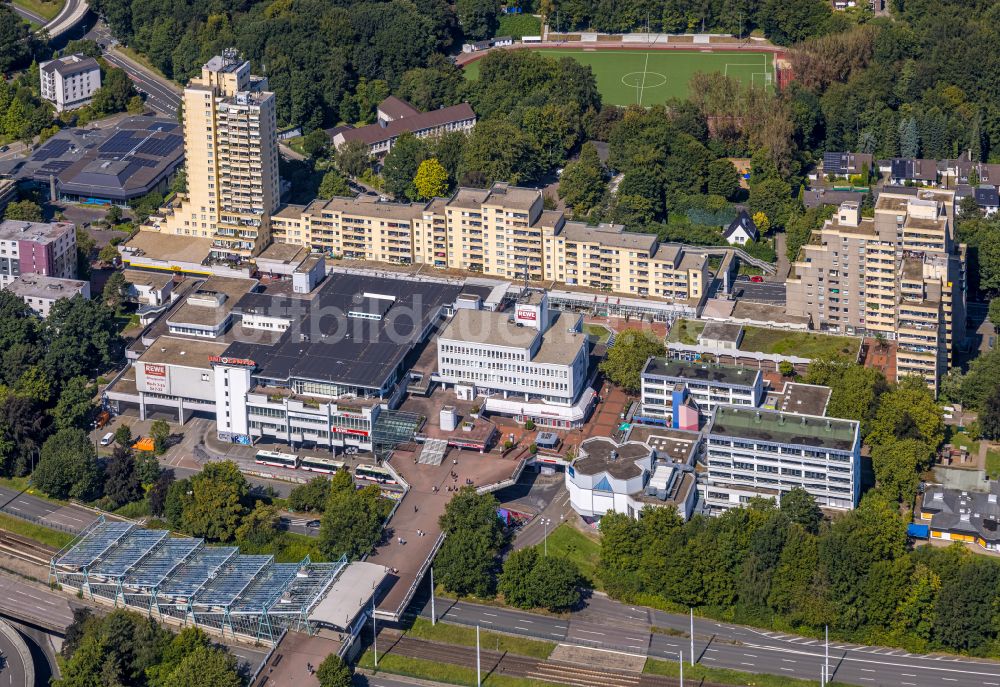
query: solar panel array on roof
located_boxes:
[34,139,72,161]
[99,130,141,155]
[148,122,178,132]
[38,160,74,174]
[137,135,181,157]
[90,528,168,578]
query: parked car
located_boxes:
[750,275,765,283]
[100,432,115,446]
[306,520,321,529]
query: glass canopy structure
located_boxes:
[49,518,348,644]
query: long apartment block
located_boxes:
[146,52,280,261]
[270,183,708,302]
[785,189,966,392]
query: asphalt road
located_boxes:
[0,576,74,632]
[4,1,44,25]
[0,485,98,533]
[0,622,29,687]
[733,275,787,304]
[422,595,1000,687]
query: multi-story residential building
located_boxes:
[269,184,709,303]
[785,190,966,393]
[331,96,476,157]
[145,51,279,260]
[7,275,90,317]
[704,406,861,511]
[435,290,593,428]
[638,358,764,426]
[39,55,100,112]
[0,220,77,287]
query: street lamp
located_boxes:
[541,517,552,556]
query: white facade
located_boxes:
[7,275,89,317]
[704,406,861,511]
[565,437,697,520]
[40,55,101,112]
[640,358,763,422]
[435,292,592,428]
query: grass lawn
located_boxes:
[739,326,859,359]
[12,0,63,20]
[531,523,601,589]
[497,14,541,39]
[115,46,174,83]
[583,323,611,344]
[986,447,1000,480]
[464,49,774,106]
[405,618,555,659]
[946,428,980,455]
[644,657,853,687]
[0,512,75,550]
[666,319,705,345]
[357,651,565,687]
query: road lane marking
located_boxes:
[780,668,794,672]
[781,659,796,663]
[577,630,605,636]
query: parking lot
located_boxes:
[733,275,786,304]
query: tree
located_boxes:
[456,0,498,41]
[164,477,189,530]
[933,557,999,651]
[898,117,919,159]
[236,502,281,546]
[105,445,143,509]
[528,555,581,611]
[150,419,170,455]
[748,178,794,231]
[989,299,1000,330]
[91,68,138,115]
[103,271,129,311]
[757,0,831,46]
[319,470,389,559]
[413,158,450,200]
[318,169,352,199]
[753,211,771,234]
[34,428,102,500]
[99,243,121,266]
[289,476,331,512]
[114,423,133,447]
[980,387,1000,441]
[180,461,249,541]
[780,488,822,534]
[460,119,542,186]
[383,134,428,200]
[44,296,124,384]
[805,358,888,430]
[706,158,741,199]
[498,547,539,608]
[148,468,175,517]
[599,330,665,393]
[0,6,31,73]
[867,385,944,452]
[3,199,43,222]
[436,487,506,596]
[978,231,1000,294]
[127,95,145,114]
[316,654,353,687]
[778,360,795,377]
[301,129,330,159]
[335,140,373,179]
[871,439,928,504]
[163,646,242,687]
[398,60,464,111]
[558,142,606,216]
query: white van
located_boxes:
[100,432,115,446]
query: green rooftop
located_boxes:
[666,319,860,360]
[709,406,858,452]
[643,357,761,388]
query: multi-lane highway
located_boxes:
[4,1,45,25]
[421,594,1000,687]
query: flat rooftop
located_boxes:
[136,336,230,369]
[625,426,700,464]
[257,241,307,265]
[700,321,743,344]
[574,438,650,479]
[708,406,858,452]
[439,309,586,366]
[764,382,832,418]
[0,219,74,244]
[221,272,462,389]
[561,221,656,252]
[643,357,761,388]
[8,275,88,300]
[0,117,183,202]
[122,231,214,266]
[123,269,174,290]
[168,276,257,328]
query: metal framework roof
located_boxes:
[49,518,354,645]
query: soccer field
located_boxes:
[463,48,775,106]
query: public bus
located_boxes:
[299,456,346,475]
[355,463,396,484]
[254,450,300,469]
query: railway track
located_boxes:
[380,635,709,687]
[0,531,55,566]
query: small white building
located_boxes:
[565,437,697,521]
[723,210,759,245]
[39,55,101,112]
[7,275,90,317]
